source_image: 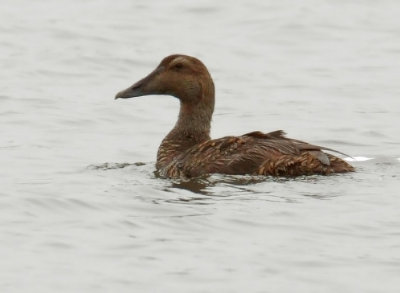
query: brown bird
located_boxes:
[115,54,354,178]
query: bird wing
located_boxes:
[161,130,353,178]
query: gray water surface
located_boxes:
[1,0,400,292]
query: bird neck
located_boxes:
[156,93,215,169]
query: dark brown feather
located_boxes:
[158,131,354,178]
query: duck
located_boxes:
[115,54,354,178]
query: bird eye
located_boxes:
[173,63,183,70]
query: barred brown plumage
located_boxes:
[115,54,354,179]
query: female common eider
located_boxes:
[115,54,354,178]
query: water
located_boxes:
[1,0,400,292]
